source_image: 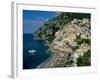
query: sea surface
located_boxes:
[23,34,50,69]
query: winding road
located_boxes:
[37,50,58,68]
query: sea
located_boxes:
[23,34,50,69]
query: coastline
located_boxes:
[37,50,59,68]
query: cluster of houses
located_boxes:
[50,18,91,67]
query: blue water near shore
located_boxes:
[23,34,50,69]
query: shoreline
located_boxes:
[37,49,59,68]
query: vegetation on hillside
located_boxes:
[34,12,90,45]
[34,12,91,67]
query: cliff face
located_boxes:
[34,12,91,67]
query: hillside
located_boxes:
[50,18,91,67]
[34,12,91,67]
[34,12,90,45]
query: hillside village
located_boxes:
[34,13,91,68]
[50,18,91,67]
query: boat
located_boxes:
[28,49,36,55]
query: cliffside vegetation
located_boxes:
[34,12,91,67]
[34,12,90,45]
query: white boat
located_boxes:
[28,50,36,55]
